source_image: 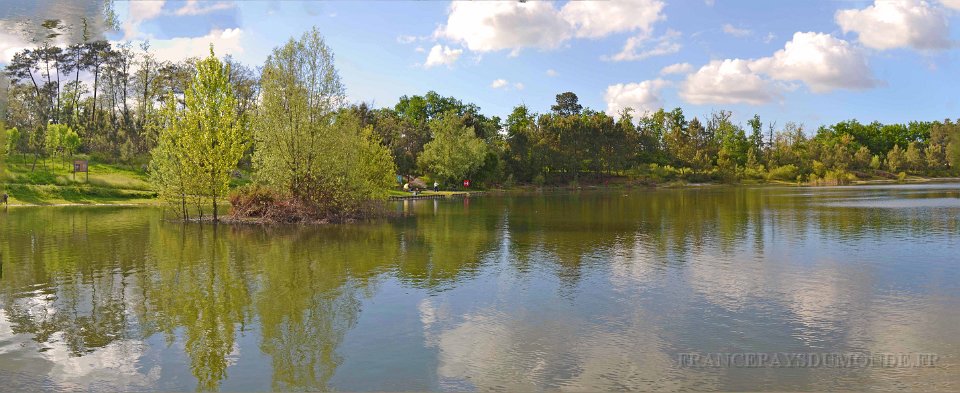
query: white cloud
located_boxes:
[750,32,877,93]
[835,0,951,50]
[608,29,681,62]
[676,31,876,105]
[437,1,571,53]
[490,79,524,90]
[125,28,244,63]
[0,28,29,64]
[605,79,670,116]
[397,35,418,44]
[722,23,752,38]
[122,0,165,40]
[561,0,665,39]
[174,0,235,16]
[546,69,559,77]
[424,44,463,68]
[764,32,777,43]
[680,59,780,105]
[436,0,666,54]
[415,46,426,53]
[660,62,693,75]
[705,0,716,6]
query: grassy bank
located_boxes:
[1,157,157,206]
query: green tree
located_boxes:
[5,127,21,160]
[551,92,582,116]
[0,122,6,185]
[904,141,924,172]
[886,144,904,173]
[854,146,871,170]
[150,94,193,218]
[418,113,488,185]
[252,28,395,215]
[150,47,247,221]
[747,114,764,164]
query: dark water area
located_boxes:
[0,184,958,391]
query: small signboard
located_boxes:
[463,179,471,188]
[73,160,89,181]
[73,160,88,173]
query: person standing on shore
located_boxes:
[433,181,439,192]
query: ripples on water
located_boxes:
[0,185,958,391]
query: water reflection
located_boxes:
[0,185,958,391]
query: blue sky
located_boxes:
[7,0,960,128]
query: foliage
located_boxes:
[767,165,799,182]
[150,47,248,221]
[417,113,488,184]
[886,144,904,173]
[251,28,395,219]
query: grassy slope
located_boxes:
[1,156,157,205]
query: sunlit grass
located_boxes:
[1,156,156,205]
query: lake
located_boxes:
[1,184,958,391]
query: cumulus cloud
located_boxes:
[608,29,681,62]
[605,79,670,116]
[750,32,877,93]
[174,0,236,16]
[436,0,666,55]
[722,23,752,37]
[0,26,31,64]
[561,0,665,39]
[677,32,877,105]
[122,0,165,40]
[437,1,571,53]
[680,59,779,105]
[424,44,463,68]
[490,79,524,90]
[835,0,951,50]
[660,62,693,75]
[126,28,244,63]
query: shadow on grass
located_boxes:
[4,183,157,205]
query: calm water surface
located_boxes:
[1,185,959,391]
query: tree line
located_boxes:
[3,26,960,220]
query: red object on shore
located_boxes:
[463,179,471,188]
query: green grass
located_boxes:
[1,156,157,205]
[387,189,473,198]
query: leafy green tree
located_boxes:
[886,144,904,173]
[253,27,345,198]
[0,122,6,184]
[854,146,871,170]
[948,139,960,170]
[5,127,21,159]
[252,28,394,215]
[747,114,764,162]
[904,142,924,172]
[151,47,247,221]
[151,95,193,218]
[418,113,488,185]
[870,155,882,170]
[551,92,582,116]
[505,105,538,182]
